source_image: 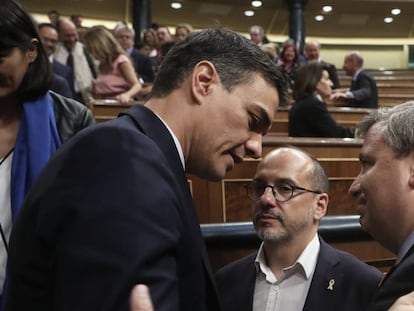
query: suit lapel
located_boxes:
[303,238,343,311]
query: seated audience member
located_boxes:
[38,23,75,97]
[114,23,155,83]
[216,146,382,311]
[82,26,144,104]
[249,25,269,46]
[175,23,193,42]
[330,51,378,108]
[260,42,278,63]
[47,9,60,28]
[142,28,159,58]
[289,62,355,137]
[156,25,174,44]
[276,39,301,92]
[54,19,97,104]
[304,40,340,89]
[154,40,176,73]
[349,102,414,310]
[0,0,94,305]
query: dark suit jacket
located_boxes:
[216,238,382,311]
[320,60,340,89]
[289,96,355,137]
[6,105,221,311]
[52,60,75,95]
[350,70,378,108]
[130,49,155,83]
[367,246,414,311]
[51,73,73,98]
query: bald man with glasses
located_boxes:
[215,146,382,311]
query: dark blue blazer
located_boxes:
[51,73,73,98]
[350,70,378,108]
[130,49,155,83]
[52,60,75,95]
[6,105,221,311]
[289,96,355,138]
[367,246,414,311]
[215,238,382,311]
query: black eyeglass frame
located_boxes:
[244,180,322,202]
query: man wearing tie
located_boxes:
[349,102,414,310]
[54,19,96,104]
[38,23,74,98]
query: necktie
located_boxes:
[66,50,73,70]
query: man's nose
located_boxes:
[245,133,262,159]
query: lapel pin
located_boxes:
[327,279,335,290]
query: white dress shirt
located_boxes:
[253,234,320,311]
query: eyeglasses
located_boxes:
[245,180,321,202]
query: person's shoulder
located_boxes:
[216,253,256,277]
[324,243,382,279]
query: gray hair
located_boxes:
[357,101,414,157]
[346,51,363,67]
[113,22,135,39]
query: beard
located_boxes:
[253,207,314,244]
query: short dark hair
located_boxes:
[293,61,327,100]
[151,28,286,102]
[0,0,52,103]
[38,22,57,31]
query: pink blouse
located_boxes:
[93,54,131,98]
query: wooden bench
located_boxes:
[277,106,374,122]
[340,76,414,87]
[91,101,140,123]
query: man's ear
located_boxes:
[191,60,218,104]
[27,38,39,63]
[314,193,328,221]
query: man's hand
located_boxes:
[389,291,414,311]
[130,285,153,311]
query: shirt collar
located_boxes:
[126,47,134,56]
[255,233,320,282]
[396,230,414,265]
[153,113,185,170]
[352,68,363,80]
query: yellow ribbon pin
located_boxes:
[327,279,335,290]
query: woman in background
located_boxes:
[288,61,355,138]
[0,0,94,306]
[276,40,300,92]
[83,26,144,104]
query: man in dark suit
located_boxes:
[349,102,414,311]
[38,23,75,97]
[114,23,155,83]
[52,73,73,98]
[304,40,340,89]
[5,28,286,311]
[330,51,378,108]
[216,146,382,311]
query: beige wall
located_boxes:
[320,45,407,70]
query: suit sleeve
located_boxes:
[351,74,373,101]
[27,126,183,310]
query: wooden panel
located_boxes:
[190,152,362,223]
[262,136,362,158]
